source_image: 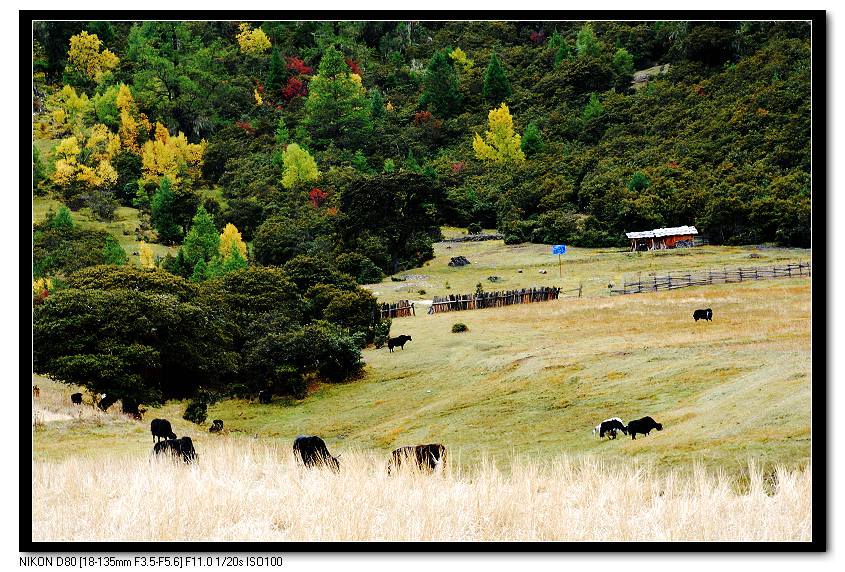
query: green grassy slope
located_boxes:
[32,263,811,477]
[369,232,810,304]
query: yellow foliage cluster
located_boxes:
[472,103,525,165]
[47,85,91,136]
[254,88,263,106]
[116,83,150,151]
[32,278,54,295]
[219,223,248,261]
[386,101,395,112]
[66,31,119,84]
[139,242,156,269]
[141,123,206,188]
[52,124,120,190]
[236,23,272,56]
[449,47,475,72]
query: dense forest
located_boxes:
[31,20,812,414]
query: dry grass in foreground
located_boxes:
[32,439,811,542]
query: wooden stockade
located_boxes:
[609,262,811,295]
[380,300,415,319]
[428,286,562,314]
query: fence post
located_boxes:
[579,283,583,298]
[788,265,792,278]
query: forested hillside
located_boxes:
[33,21,811,266]
[31,19,812,412]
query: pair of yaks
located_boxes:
[150,418,197,463]
[293,435,446,475]
[592,416,664,440]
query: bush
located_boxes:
[467,222,482,234]
[452,322,468,333]
[183,399,208,425]
[373,318,392,348]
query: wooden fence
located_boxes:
[609,262,811,295]
[379,300,415,319]
[428,286,562,314]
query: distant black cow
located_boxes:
[387,335,412,352]
[626,416,663,440]
[593,418,627,439]
[150,419,177,443]
[209,420,224,433]
[98,394,118,412]
[153,436,197,463]
[693,308,713,322]
[258,390,272,404]
[388,444,447,475]
[293,435,340,472]
[70,393,82,405]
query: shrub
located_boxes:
[183,399,208,425]
[373,318,392,348]
[452,323,468,333]
[467,222,482,234]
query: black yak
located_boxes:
[150,419,177,443]
[693,308,713,322]
[293,435,340,472]
[387,335,412,352]
[153,436,197,463]
[626,416,664,440]
[387,444,447,475]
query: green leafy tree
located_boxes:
[613,48,635,77]
[101,235,128,266]
[51,206,75,230]
[281,143,321,189]
[33,145,46,189]
[554,41,573,66]
[582,92,604,122]
[420,49,462,117]
[33,270,233,414]
[182,205,220,267]
[150,178,181,244]
[303,45,373,148]
[520,122,545,156]
[576,23,602,58]
[482,53,512,104]
[628,172,650,193]
[339,172,445,273]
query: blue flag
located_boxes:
[552,244,567,255]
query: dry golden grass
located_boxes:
[31,439,811,542]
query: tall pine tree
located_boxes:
[150,177,181,244]
[482,53,512,104]
[420,49,462,118]
[182,205,220,267]
[267,46,287,96]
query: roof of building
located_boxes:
[626,226,698,239]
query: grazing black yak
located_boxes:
[293,435,340,472]
[626,416,663,440]
[258,390,272,404]
[693,308,713,322]
[387,335,412,352]
[153,436,197,463]
[387,444,447,475]
[209,420,224,433]
[70,392,82,405]
[150,419,177,443]
[593,418,627,439]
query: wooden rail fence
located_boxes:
[379,300,415,319]
[428,286,562,314]
[609,262,811,295]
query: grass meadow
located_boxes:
[30,240,813,542]
[31,439,812,542]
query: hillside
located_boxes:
[33,247,811,476]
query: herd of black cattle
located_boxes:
[48,307,714,470]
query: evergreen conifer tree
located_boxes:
[182,205,220,267]
[150,178,181,244]
[267,46,287,95]
[482,53,512,104]
[420,50,462,117]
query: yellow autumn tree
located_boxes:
[236,23,272,56]
[48,85,91,136]
[116,83,148,151]
[52,136,81,187]
[139,242,155,269]
[140,122,206,188]
[218,223,248,261]
[66,31,119,84]
[449,47,475,72]
[472,103,525,165]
